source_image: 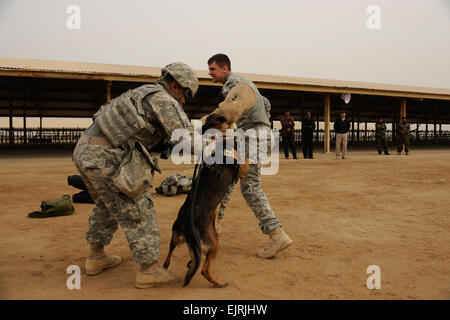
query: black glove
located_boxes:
[160,142,174,159]
[202,114,228,132]
[67,175,88,191]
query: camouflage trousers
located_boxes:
[217,163,282,234]
[397,136,410,153]
[73,141,160,264]
[376,136,389,154]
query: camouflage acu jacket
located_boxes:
[375,122,387,138]
[398,121,410,137]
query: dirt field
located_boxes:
[0,146,449,300]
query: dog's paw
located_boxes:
[214,282,229,288]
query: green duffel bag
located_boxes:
[28,195,75,218]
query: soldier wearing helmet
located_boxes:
[72,62,199,289]
[158,62,198,101]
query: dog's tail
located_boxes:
[183,232,202,287]
[183,163,203,287]
[183,199,202,286]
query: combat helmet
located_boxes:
[161,62,199,99]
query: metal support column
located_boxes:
[433,103,437,144]
[324,94,330,153]
[106,81,112,102]
[23,82,27,144]
[315,97,319,144]
[9,83,14,145]
[357,103,360,143]
[400,99,406,118]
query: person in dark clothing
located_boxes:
[334,110,351,159]
[301,112,315,159]
[280,111,298,159]
[397,116,411,155]
[375,117,390,155]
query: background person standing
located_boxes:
[397,116,411,155]
[334,110,351,159]
[301,111,315,159]
[375,117,390,155]
[280,111,298,159]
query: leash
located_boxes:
[188,159,203,253]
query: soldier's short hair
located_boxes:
[208,53,231,70]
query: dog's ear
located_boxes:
[202,114,228,132]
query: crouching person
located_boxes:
[72,62,199,288]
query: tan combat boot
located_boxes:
[85,242,122,276]
[256,227,293,259]
[135,262,179,289]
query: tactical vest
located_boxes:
[225,73,271,130]
[93,84,188,151]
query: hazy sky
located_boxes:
[1,0,449,89]
[0,0,449,128]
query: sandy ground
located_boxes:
[0,146,449,300]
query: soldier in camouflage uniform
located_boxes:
[207,53,293,259]
[397,116,410,155]
[72,62,199,288]
[375,117,390,155]
[262,95,271,120]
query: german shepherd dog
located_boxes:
[163,115,248,287]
